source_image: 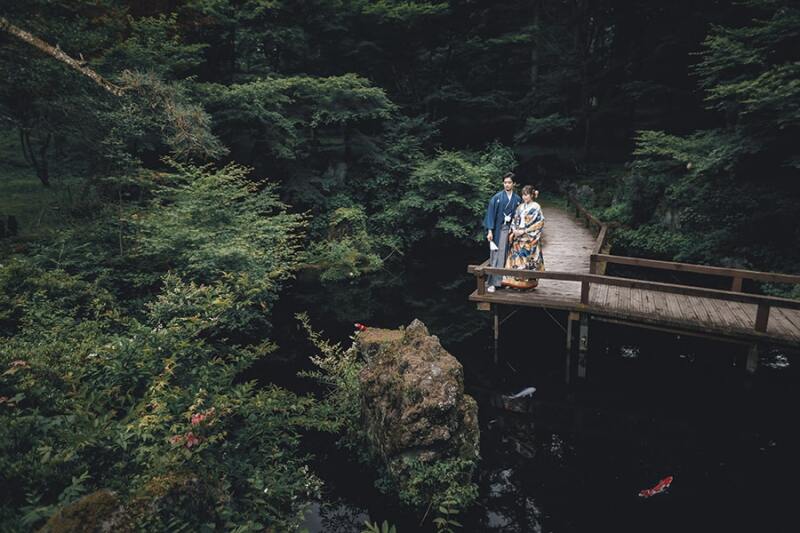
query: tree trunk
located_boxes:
[572,0,591,160]
[531,0,541,89]
[38,132,51,187]
[0,16,125,96]
[19,128,51,187]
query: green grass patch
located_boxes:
[0,130,84,242]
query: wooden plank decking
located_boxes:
[469,204,800,348]
[535,205,597,299]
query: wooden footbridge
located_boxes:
[468,196,800,379]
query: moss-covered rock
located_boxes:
[38,490,130,533]
[355,326,403,361]
[357,319,479,509]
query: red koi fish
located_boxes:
[354,323,367,332]
[638,475,673,498]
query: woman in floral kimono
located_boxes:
[502,185,545,289]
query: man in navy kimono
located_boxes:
[483,172,522,292]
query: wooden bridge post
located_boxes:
[565,311,580,383]
[731,276,743,292]
[493,304,500,364]
[755,303,770,332]
[477,268,487,296]
[746,343,759,374]
[578,313,589,379]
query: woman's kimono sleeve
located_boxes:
[518,204,545,240]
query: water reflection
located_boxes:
[286,255,489,348]
[484,468,543,532]
[299,501,369,533]
[762,348,790,370]
[620,345,640,359]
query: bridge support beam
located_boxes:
[565,312,588,382]
[565,312,575,384]
[578,313,589,379]
[746,343,759,374]
[493,304,500,364]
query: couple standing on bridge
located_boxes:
[483,172,545,293]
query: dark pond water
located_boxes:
[260,242,800,533]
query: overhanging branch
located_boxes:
[0,16,126,96]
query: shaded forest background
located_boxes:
[0,0,798,531]
[2,0,798,273]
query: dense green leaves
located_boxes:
[391,143,516,245]
[609,0,800,277]
[0,164,321,531]
[201,73,395,160]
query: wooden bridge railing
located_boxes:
[565,192,800,294]
[565,193,613,272]
[470,192,800,336]
[468,265,800,334]
[591,254,800,294]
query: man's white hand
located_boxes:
[487,230,493,242]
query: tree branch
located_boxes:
[0,16,126,96]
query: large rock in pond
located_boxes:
[357,319,479,479]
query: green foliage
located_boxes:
[362,519,398,533]
[611,224,693,260]
[103,72,228,168]
[101,13,208,78]
[697,4,800,129]
[29,161,303,310]
[0,164,333,531]
[201,74,395,161]
[357,0,448,22]
[0,4,225,178]
[198,74,441,278]
[610,0,800,279]
[306,207,384,282]
[0,265,328,530]
[394,457,478,515]
[0,131,83,241]
[302,320,478,523]
[135,161,302,286]
[515,113,576,143]
[432,499,464,533]
[297,314,365,451]
[390,143,516,245]
[632,129,760,176]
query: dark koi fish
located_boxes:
[639,476,673,498]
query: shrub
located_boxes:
[0,163,333,531]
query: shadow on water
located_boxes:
[258,241,800,533]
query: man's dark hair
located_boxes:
[503,172,515,181]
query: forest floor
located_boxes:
[0,130,84,243]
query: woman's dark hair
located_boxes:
[521,185,539,199]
